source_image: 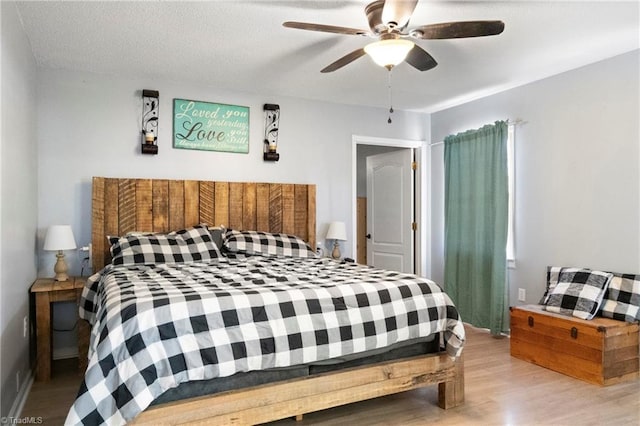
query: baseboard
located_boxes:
[9,369,33,418]
[53,346,78,360]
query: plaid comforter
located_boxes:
[66,256,465,425]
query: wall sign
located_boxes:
[173,99,249,153]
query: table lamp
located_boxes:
[43,225,77,281]
[326,221,347,260]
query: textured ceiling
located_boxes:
[15,0,640,112]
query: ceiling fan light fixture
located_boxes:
[364,39,414,68]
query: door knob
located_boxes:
[366,234,371,239]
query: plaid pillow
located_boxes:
[544,269,613,320]
[540,266,563,304]
[109,224,222,266]
[599,273,640,322]
[223,229,317,258]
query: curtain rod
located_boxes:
[429,118,525,147]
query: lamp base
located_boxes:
[53,251,69,282]
[331,240,341,260]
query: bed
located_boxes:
[69,177,465,425]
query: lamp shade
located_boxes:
[43,225,77,251]
[364,39,414,68]
[326,221,347,241]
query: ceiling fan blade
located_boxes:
[405,45,437,71]
[412,20,505,39]
[381,0,418,29]
[283,21,369,36]
[321,48,367,73]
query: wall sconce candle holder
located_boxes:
[141,89,159,155]
[263,103,280,161]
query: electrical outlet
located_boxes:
[23,316,28,338]
[80,244,92,261]
[518,288,526,302]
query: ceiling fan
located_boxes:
[283,0,505,73]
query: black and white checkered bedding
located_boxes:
[68,256,465,425]
[108,224,222,266]
[223,228,317,258]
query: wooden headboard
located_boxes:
[92,177,316,272]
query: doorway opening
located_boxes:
[351,135,431,277]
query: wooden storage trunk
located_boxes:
[510,304,639,385]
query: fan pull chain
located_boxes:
[387,69,394,124]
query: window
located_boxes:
[506,124,516,268]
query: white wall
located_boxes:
[430,50,640,312]
[1,1,39,416]
[37,69,428,270]
[36,68,429,353]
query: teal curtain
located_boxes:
[444,121,508,335]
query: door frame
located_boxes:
[352,135,431,277]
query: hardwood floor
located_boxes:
[21,358,82,425]
[21,326,639,425]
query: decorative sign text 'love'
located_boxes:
[173,99,249,153]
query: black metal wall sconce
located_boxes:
[263,103,280,161]
[141,89,159,155]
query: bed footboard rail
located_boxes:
[131,351,464,425]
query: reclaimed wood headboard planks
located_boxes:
[91,177,316,272]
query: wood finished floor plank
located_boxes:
[19,326,640,425]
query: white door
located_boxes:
[366,149,414,273]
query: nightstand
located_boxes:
[30,277,86,381]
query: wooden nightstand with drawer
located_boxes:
[30,276,86,381]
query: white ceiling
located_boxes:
[14,0,640,113]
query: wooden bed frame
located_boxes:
[86,177,464,424]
